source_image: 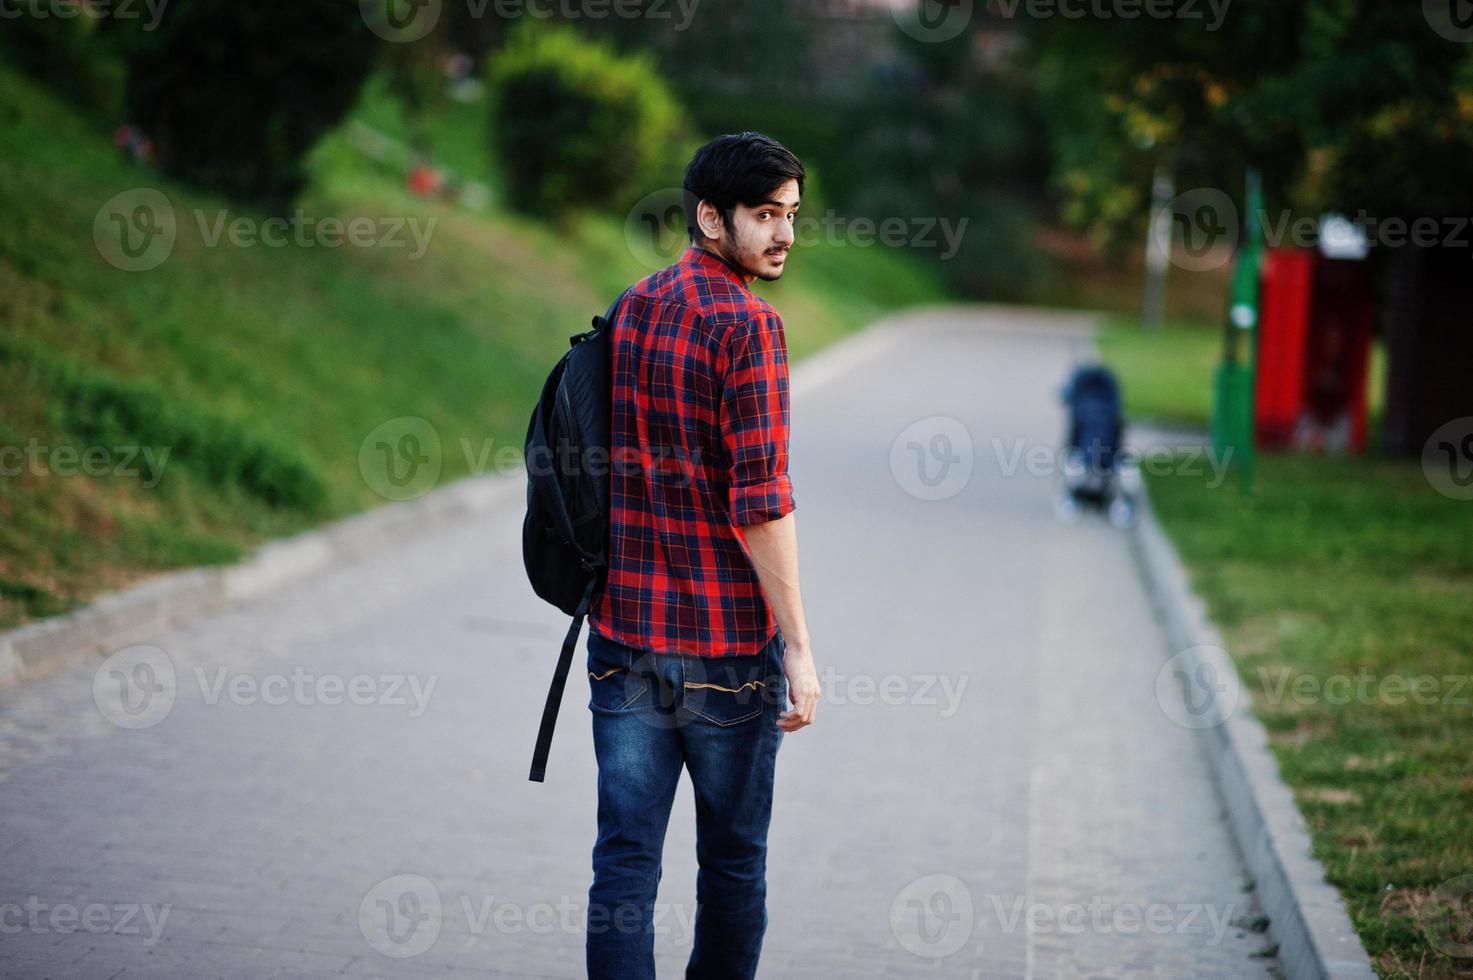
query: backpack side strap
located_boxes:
[527,549,598,782]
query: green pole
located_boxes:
[1212,167,1262,494]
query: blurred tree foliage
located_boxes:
[1026,0,1473,245]
[576,1,1052,300]
[124,0,379,211]
[486,21,690,223]
[0,8,128,119]
[833,22,1052,300]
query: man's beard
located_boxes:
[726,226,788,282]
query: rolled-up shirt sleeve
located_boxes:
[718,310,796,527]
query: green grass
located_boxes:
[1148,458,1473,978]
[1095,315,1221,429]
[1101,301,1469,976]
[0,64,950,629]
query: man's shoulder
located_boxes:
[634,256,776,334]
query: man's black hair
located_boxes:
[682,132,805,245]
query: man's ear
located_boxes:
[697,199,725,242]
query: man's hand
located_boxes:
[778,643,820,732]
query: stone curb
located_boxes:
[0,471,525,687]
[1128,483,1378,980]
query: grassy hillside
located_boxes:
[0,64,950,631]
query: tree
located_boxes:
[125,0,380,211]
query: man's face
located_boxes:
[699,178,800,283]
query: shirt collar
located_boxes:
[684,245,752,288]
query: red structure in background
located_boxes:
[1254,247,1374,453]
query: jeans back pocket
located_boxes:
[682,659,773,727]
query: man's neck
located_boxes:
[697,243,755,286]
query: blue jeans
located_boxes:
[585,627,787,980]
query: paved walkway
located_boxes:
[0,307,1280,978]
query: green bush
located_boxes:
[487,23,687,221]
[0,334,327,514]
[124,0,380,211]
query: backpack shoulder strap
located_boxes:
[569,285,636,347]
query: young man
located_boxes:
[583,132,822,979]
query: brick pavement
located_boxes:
[0,308,1280,978]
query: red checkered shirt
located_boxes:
[588,245,796,658]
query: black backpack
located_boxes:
[522,286,633,782]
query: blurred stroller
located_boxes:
[1055,363,1139,528]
